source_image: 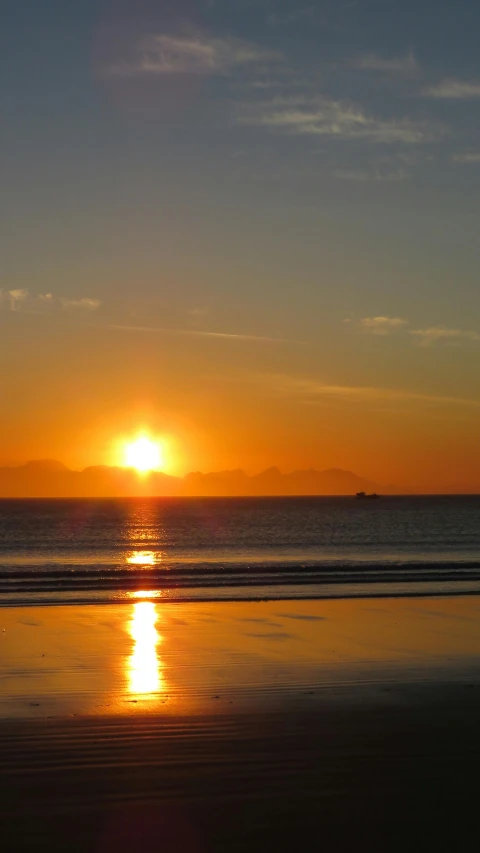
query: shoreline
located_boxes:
[4,581,480,607]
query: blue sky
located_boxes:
[1,0,480,487]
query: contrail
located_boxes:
[104,324,292,344]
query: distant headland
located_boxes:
[0,459,388,498]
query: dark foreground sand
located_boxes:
[3,700,480,852]
[2,597,480,851]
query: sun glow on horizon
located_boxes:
[124,436,164,473]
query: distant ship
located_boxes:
[355,491,380,500]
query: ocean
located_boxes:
[1,496,480,605]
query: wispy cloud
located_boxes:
[410,326,480,346]
[0,290,101,314]
[354,51,418,75]
[249,80,278,90]
[252,373,480,410]
[189,306,209,319]
[267,3,320,27]
[188,306,210,328]
[107,33,280,78]
[346,316,480,346]
[356,316,409,335]
[453,151,480,164]
[334,167,409,182]
[239,95,436,144]
[423,79,480,99]
[60,297,101,311]
[3,289,29,311]
[106,324,289,343]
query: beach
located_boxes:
[3,0,480,848]
[2,596,480,850]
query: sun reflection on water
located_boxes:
[127,551,157,566]
[131,590,162,600]
[128,601,162,695]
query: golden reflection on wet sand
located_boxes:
[128,601,163,695]
[5,597,480,720]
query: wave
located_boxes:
[3,561,480,604]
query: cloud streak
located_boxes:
[423,79,480,99]
[60,297,101,311]
[354,51,418,75]
[239,96,435,144]
[453,151,480,163]
[107,33,280,78]
[334,168,409,182]
[253,373,480,410]
[410,326,480,346]
[0,290,101,314]
[106,324,290,344]
[358,316,408,334]
[347,316,480,346]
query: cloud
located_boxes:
[346,317,480,346]
[252,373,480,410]
[7,289,28,311]
[107,33,280,78]
[106,323,289,343]
[188,306,210,328]
[0,290,101,314]
[423,79,480,99]
[189,306,209,318]
[334,169,373,182]
[358,316,409,335]
[239,96,435,143]
[354,51,418,75]
[410,326,480,346]
[60,298,101,311]
[250,80,277,90]
[334,167,409,182]
[267,3,319,27]
[453,151,480,164]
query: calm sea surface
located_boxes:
[1,496,480,605]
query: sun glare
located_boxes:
[124,437,163,473]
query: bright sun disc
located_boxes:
[124,437,162,473]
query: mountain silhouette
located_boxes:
[0,460,383,498]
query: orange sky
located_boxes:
[2,311,480,492]
[3,1,480,494]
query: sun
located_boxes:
[124,437,163,473]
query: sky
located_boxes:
[1,0,480,491]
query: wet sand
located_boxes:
[2,597,480,851]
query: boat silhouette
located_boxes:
[355,491,380,500]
